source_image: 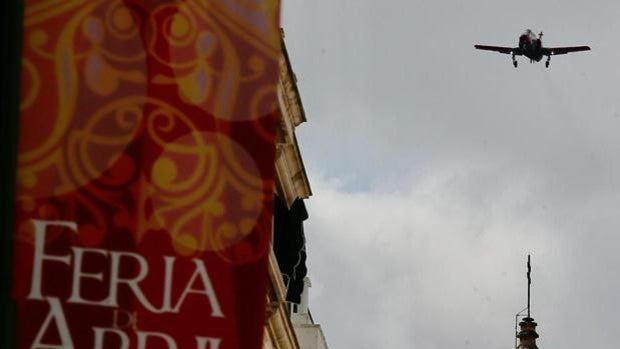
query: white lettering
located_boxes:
[67,247,109,306]
[28,220,76,300]
[173,259,223,317]
[196,337,221,349]
[113,309,137,330]
[161,256,176,312]
[31,297,74,349]
[93,327,129,349]
[106,251,159,313]
[137,331,177,349]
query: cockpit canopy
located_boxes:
[522,29,537,39]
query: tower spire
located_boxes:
[516,254,540,349]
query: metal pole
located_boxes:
[527,254,531,318]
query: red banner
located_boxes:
[12,1,280,348]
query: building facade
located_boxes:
[262,35,328,349]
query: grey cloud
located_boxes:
[282,1,620,348]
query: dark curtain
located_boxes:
[273,195,308,304]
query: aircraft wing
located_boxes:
[474,45,520,55]
[543,46,591,55]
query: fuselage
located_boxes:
[474,30,591,68]
[518,29,544,61]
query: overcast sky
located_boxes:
[282,1,620,348]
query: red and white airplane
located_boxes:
[475,29,590,68]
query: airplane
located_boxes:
[474,29,590,68]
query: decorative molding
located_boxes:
[279,39,306,127]
[264,250,301,349]
[274,116,311,208]
[274,37,312,208]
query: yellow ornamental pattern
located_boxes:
[16,0,280,263]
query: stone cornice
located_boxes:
[275,37,312,208]
[279,34,306,127]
